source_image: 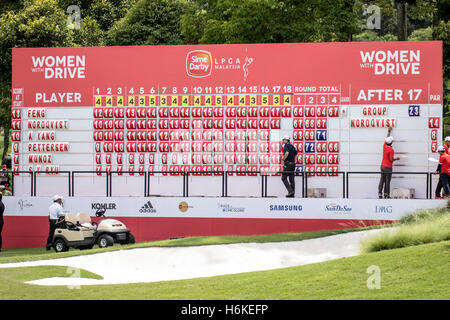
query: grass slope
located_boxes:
[361,209,450,253]
[0,241,448,300]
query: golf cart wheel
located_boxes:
[98,234,114,248]
[54,239,68,253]
[127,233,135,245]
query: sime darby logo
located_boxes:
[186,50,212,78]
[186,49,254,80]
[31,55,86,79]
[359,49,420,75]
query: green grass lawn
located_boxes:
[0,226,380,264]
[0,241,448,300]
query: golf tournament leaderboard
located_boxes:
[11,41,443,197]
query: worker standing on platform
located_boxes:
[378,127,400,199]
[281,135,297,198]
[434,137,450,198]
[0,194,4,252]
[437,146,450,197]
[46,195,65,250]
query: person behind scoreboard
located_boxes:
[281,135,297,198]
[378,127,400,199]
[434,136,450,198]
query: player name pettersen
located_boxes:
[28,143,69,152]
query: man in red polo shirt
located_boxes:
[434,137,450,198]
[437,146,450,197]
[378,127,400,198]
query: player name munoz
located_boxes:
[28,154,53,164]
[27,120,68,130]
[28,143,69,152]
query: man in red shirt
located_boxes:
[434,137,450,198]
[378,127,400,198]
[437,146,450,197]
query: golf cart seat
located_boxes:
[64,213,78,225]
[76,212,95,230]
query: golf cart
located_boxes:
[52,209,135,252]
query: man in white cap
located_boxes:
[378,127,400,198]
[444,136,450,153]
[281,135,298,197]
[45,195,65,250]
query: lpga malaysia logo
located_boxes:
[186,50,254,80]
[18,199,33,211]
[325,203,352,214]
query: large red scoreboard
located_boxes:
[11,41,443,198]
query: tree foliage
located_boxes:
[107,0,188,46]
[181,0,362,44]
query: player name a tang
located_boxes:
[27,120,68,130]
[36,131,55,141]
[351,118,396,128]
[28,143,69,152]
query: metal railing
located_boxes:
[3,170,438,199]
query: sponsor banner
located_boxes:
[3,196,447,221]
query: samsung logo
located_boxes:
[269,204,303,212]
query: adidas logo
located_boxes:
[139,201,156,213]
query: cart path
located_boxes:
[0,229,386,286]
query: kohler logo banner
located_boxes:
[91,203,117,210]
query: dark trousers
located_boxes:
[378,165,393,197]
[281,162,296,194]
[435,175,443,197]
[46,219,57,248]
[0,219,3,250]
[440,173,450,196]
